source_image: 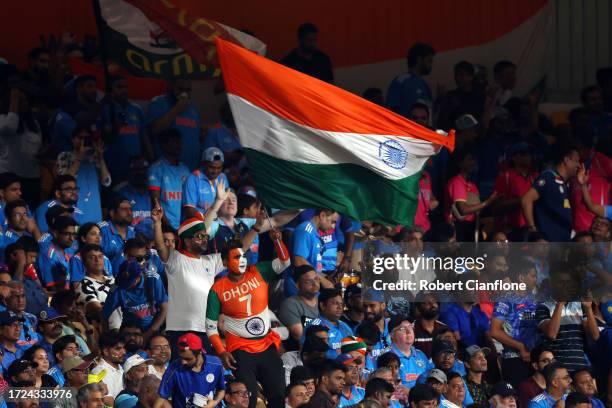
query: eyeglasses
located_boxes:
[230,390,251,398]
[440,351,456,359]
[191,233,209,241]
[393,326,414,334]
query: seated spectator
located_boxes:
[69,222,113,285]
[377,352,410,407]
[488,381,519,408]
[408,383,439,408]
[50,291,95,357]
[34,175,84,232]
[37,216,78,291]
[4,281,40,349]
[117,354,151,400]
[517,346,555,408]
[147,128,190,229]
[0,199,41,263]
[102,260,167,335]
[146,79,202,171]
[99,195,135,263]
[111,237,164,283]
[278,264,320,347]
[55,126,111,224]
[0,172,29,228]
[120,323,147,361]
[364,377,395,408]
[7,358,37,387]
[528,362,572,408]
[135,374,160,408]
[413,291,448,358]
[462,345,492,408]
[285,382,310,408]
[303,288,353,359]
[281,23,334,83]
[113,156,152,226]
[341,283,363,332]
[290,365,316,399]
[571,369,605,408]
[22,344,58,388]
[204,102,243,162]
[0,311,24,371]
[337,353,365,406]
[91,331,126,398]
[442,372,467,408]
[61,355,92,390]
[223,380,251,408]
[302,359,346,408]
[36,307,68,366]
[47,334,78,386]
[384,316,428,388]
[440,298,490,348]
[3,238,47,316]
[74,244,116,327]
[146,334,170,380]
[565,392,596,408]
[182,146,228,219]
[156,333,226,408]
[360,288,390,362]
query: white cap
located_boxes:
[123,354,153,374]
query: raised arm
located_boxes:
[577,164,605,217]
[152,201,169,262]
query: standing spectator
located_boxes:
[292,209,338,281]
[302,359,346,408]
[0,311,24,371]
[521,143,581,241]
[203,102,243,162]
[0,199,41,263]
[47,335,79,386]
[69,222,113,285]
[135,375,160,408]
[56,126,111,224]
[91,331,126,398]
[151,204,223,354]
[0,172,26,228]
[223,380,251,408]
[440,300,490,348]
[101,75,147,182]
[517,346,554,408]
[147,128,190,229]
[34,175,84,232]
[102,260,167,335]
[571,369,605,408]
[413,291,448,358]
[488,382,519,408]
[5,281,40,349]
[337,354,365,406]
[114,157,152,226]
[442,372,467,408]
[37,216,77,291]
[528,363,572,408]
[146,334,170,380]
[182,146,228,218]
[385,316,429,388]
[74,244,116,327]
[281,23,334,82]
[580,85,612,144]
[99,195,135,263]
[304,288,354,359]
[536,265,599,371]
[438,61,485,131]
[147,79,202,171]
[156,333,226,408]
[490,259,538,387]
[285,382,310,408]
[493,61,517,107]
[278,264,320,346]
[387,43,435,118]
[206,237,290,408]
[492,143,538,234]
[462,346,492,408]
[341,283,363,332]
[408,102,431,127]
[0,79,43,205]
[445,148,498,241]
[415,172,438,234]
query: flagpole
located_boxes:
[91,0,116,142]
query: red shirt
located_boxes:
[414,172,433,232]
[493,169,539,229]
[446,174,479,223]
[517,377,544,408]
[570,151,612,232]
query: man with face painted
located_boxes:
[206,234,291,408]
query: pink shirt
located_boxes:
[446,174,480,223]
[414,172,433,232]
[571,151,612,232]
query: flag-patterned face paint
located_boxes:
[228,248,247,274]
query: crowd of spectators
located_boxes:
[0,21,610,408]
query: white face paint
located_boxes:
[238,248,247,274]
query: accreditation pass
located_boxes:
[6,388,76,402]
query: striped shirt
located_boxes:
[535,301,588,371]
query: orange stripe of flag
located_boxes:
[215,38,454,151]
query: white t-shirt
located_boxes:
[91,358,124,398]
[75,275,122,329]
[165,249,224,332]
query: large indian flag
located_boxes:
[216,38,455,225]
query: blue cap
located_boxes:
[202,147,224,163]
[0,311,23,325]
[135,219,155,241]
[116,261,143,289]
[362,287,385,303]
[114,394,138,408]
[38,307,66,323]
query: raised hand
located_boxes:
[151,199,164,224]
